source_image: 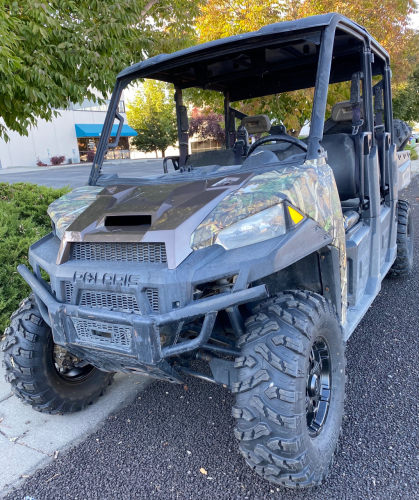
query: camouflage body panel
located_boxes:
[47,186,103,240]
[191,162,347,323]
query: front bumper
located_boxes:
[18,264,267,383]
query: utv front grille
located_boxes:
[72,318,132,347]
[80,291,141,314]
[145,288,159,312]
[70,242,167,263]
[65,282,74,303]
[63,284,160,313]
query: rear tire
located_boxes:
[1,295,114,414]
[233,291,346,488]
[389,200,414,277]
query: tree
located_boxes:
[189,108,225,144]
[191,0,308,135]
[127,80,178,157]
[0,0,200,141]
[298,0,419,86]
[193,0,419,135]
[392,63,419,123]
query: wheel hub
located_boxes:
[53,345,93,381]
[308,373,320,397]
[306,338,331,437]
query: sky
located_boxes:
[410,12,419,29]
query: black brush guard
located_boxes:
[18,265,268,383]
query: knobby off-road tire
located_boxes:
[1,295,114,414]
[233,291,346,488]
[389,200,414,277]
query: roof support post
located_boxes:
[88,80,124,186]
[361,42,374,143]
[383,65,393,138]
[224,92,231,149]
[307,25,335,160]
[175,87,189,168]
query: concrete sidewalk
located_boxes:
[0,361,151,497]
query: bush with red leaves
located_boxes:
[86,151,95,162]
[36,158,48,167]
[189,108,225,145]
[50,155,66,165]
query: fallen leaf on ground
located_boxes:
[200,468,208,475]
[46,473,60,483]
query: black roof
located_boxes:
[118,13,389,101]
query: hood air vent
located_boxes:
[104,215,152,228]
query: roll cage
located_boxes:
[88,12,393,187]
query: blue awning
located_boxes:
[75,124,137,138]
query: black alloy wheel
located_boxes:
[306,338,331,437]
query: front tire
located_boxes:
[1,295,114,414]
[233,291,346,488]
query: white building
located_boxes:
[0,91,137,169]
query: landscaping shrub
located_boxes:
[86,150,95,162]
[406,144,418,160]
[50,155,66,165]
[36,158,48,167]
[0,183,70,333]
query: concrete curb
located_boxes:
[0,362,153,498]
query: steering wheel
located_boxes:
[247,134,308,157]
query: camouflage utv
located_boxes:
[2,13,414,488]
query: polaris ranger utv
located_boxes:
[2,13,413,489]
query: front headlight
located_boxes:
[191,201,305,251]
[214,204,286,250]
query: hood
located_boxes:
[50,173,254,269]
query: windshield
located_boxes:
[88,22,370,186]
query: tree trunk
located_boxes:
[161,149,166,158]
[155,150,158,158]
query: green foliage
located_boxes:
[127,80,178,156]
[0,0,201,141]
[184,87,313,137]
[0,183,70,332]
[393,64,419,123]
[405,144,418,160]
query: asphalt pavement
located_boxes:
[0,159,166,189]
[3,177,418,500]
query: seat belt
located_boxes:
[350,72,364,136]
[350,72,364,206]
[233,126,249,164]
